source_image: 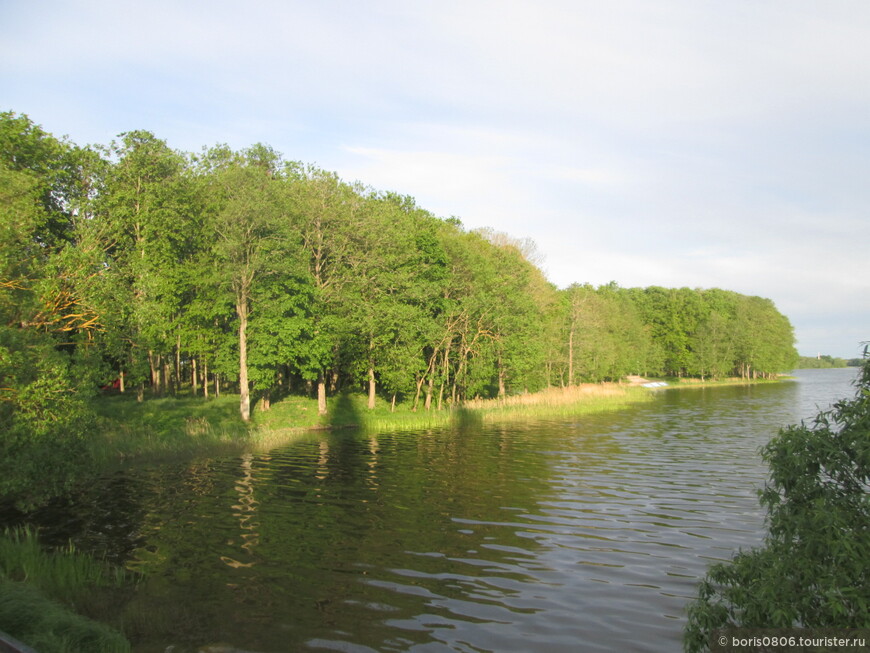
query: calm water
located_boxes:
[16,369,862,652]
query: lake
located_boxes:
[14,368,861,652]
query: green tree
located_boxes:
[337,193,446,410]
[689,310,735,381]
[0,111,79,247]
[561,283,649,383]
[732,295,797,379]
[286,165,361,415]
[203,146,292,421]
[0,113,97,507]
[95,131,190,398]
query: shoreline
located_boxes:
[89,376,791,465]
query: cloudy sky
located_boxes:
[2,0,868,358]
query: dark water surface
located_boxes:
[16,369,862,652]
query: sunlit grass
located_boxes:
[89,375,783,461]
[89,383,656,461]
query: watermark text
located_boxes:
[712,629,870,652]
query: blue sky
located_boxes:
[2,0,868,358]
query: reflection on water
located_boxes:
[7,368,860,652]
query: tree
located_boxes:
[560,283,650,383]
[204,146,293,421]
[689,310,735,381]
[95,131,190,398]
[0,113,97,507]
[732,295,797,379]
[684,357,870,652]
[0,111,77,247]
[286,165,361,415]
[336,193,445,410]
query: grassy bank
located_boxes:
[0,527,132,653]
[90,383,654,462]
[89,375,790,463]
[665,375,790,388]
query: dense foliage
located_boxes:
[0,111,798,501]
[684,358,870,651]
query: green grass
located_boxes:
[0,527,132,653]
[91,394,254,462]
[89,375,792,464]
[89,383,658,461]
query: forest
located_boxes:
[0,111,798,485]
[794,355,861,369]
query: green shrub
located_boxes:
[0,331,96,508]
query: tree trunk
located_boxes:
[413,348,439,412]
[423,347,440,411]
[412,374,424,412]
[192,357,198,396]
[317,372,327,415]
[424,373,434,411]
[437,348,449,411]
[238,293,250,421]
[175,333,181,394]
[203,359,209,399]
[390,393,396,412]
[453,346,467,403]
[568,326,574,386]
[367,367,376,410]
[497,356,506,402]
[149,351,161,396]
[119,369,125,394]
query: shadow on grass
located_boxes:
[449,406,483,430]
[94,395,245,436]
[328,391,362,430]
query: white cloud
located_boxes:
[341,145,516,207]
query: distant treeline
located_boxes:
[794,355,862,369]
[1,111,798,430]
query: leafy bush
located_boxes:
[0,329,96,508]
[684,359,870,651]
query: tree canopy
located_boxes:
[0,111,798,433]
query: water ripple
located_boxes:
[4,369,858,652]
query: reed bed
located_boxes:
[0,527,129,597]
[463,382,628,410]
[463,384,653,423]
[355,384,653,433]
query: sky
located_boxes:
[1,0,868,358]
